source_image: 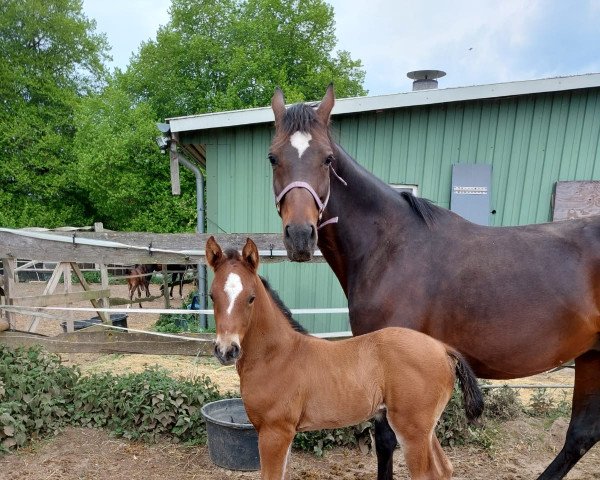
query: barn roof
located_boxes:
[167,73,600,134]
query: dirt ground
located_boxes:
[2,282,599,478]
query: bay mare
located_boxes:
[269,85,600,479]
[206,236,483,480]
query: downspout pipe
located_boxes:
[176,152,208,329]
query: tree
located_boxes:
[0,0,109,227]
[122,0,366,120]
[72,82,197,232]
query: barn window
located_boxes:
[390,184,419,196]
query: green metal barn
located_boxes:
[166,74,600,333]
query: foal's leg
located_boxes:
[387,412,452,480]
[257,426,295,480]
[537,350,600,479]
[374,415,397,480]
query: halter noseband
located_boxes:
[274,167,346,230]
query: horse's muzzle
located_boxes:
[284,223,316,262]
[213,341,242,366]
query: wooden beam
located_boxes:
[0,231,321,265]
[169,139,181,195]
[13,289,111,308]
[0,330,215,356]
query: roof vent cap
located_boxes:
[407,70,446,91]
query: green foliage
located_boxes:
[72,82,197,232]
[0,346,79,452]
[293,422,370,456]
[0,346,221,451]
[71,367,221,443]
[0,0,110,228]
[123,0,366,120]
[527,388,571,419]
[153,291,215,333]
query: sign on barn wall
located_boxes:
[450,164,493,226]
[552,181,600,221]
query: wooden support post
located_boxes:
[94,222,110,310]
[70,263,110,324]
[27,262,64,332]
[162,264,170,309]
[2,258,17,330]
[63,263,74,333]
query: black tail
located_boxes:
[448,349,484,422]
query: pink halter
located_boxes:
[274,167,346,230]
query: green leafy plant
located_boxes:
[0,346,79,452]
[71,366,221,444]
[527,388,570,420]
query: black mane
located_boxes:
[279,102,320,136]
[260,276,308,335]
[399,192,440,228]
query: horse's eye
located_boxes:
[325,154,334,166]
[249,294,256,305]
[268,153,278,166]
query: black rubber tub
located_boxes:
[60,313,128,333]
[201,398,260,471]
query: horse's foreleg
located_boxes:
[374,415,397,480]
[257,426,295,480]
[537,350,600,479]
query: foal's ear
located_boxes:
[271,87,286,127]
[205,236,224,270]
[316,83,335,124]
[242,238,260,272]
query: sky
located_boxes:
[82,0,600,96]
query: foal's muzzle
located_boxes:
[213,341,242,365]
[284,223,316,262]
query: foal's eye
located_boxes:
[248,295,256,305]
[325,154,334,166]
[267,153,278,166]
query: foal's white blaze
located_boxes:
[290,131,312,158]
[224,272,243,315]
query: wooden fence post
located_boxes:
[94,222,110,310]
[1,258,16,330]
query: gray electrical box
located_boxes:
[451,164,492,225]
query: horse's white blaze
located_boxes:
[224,272,243,315]
[290,131,312,158]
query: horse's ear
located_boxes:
[205,236,224,270]
[271,87,286,127]
[242,238,260,272]
[316,83,335,123]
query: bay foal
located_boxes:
[206,236,483,479]
[127,264,158,308]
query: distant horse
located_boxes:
[269,85,600,479]
[127,264,159,307]
[206,236,483,480]
[159,264,188,298]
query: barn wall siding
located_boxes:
[180,87,600,333]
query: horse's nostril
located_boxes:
[285,225,291,239]
[231,343,240,358]
[310,224,316,239]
